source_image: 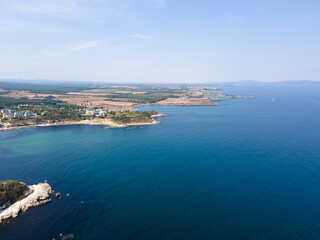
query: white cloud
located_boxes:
[41,40,102,56]
[1,0,129,23]
[69,41,102,52]
[133,34,152,40]
[2,0,165,22]
[5,0,81,19]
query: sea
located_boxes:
[0,83,320,240]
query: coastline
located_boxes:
[155,97,221,106]
[0,114,166,131]
[0,183,52,224]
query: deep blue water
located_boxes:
[0,84,320,240]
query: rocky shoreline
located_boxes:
[0,114,166,131]
[0,183,52,224]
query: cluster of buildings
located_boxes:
[85,109,108,117]
[183,86,241,100]
[181,87,216,99]
[211,92,227,98]
[108,108,138,113]
[1,109,36,119]
[28,94,40,98]
[85,108,138,117]
[187,87,206,97]
[76,102,92,107]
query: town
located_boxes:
[0,103,154,129]
[1,107,140,119]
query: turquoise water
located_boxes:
[0,84,320,239]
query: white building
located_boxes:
[2,112,14,119]
[14,111,24,119]
[86,109,96,115]
[98,110,107,117]
[1,109,13,114]
[28,94,39,98]
[24,111,35,118]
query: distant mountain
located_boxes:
[272,80,320,84]
[232,80,264,84]
[231,80,320,85]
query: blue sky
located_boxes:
[0,0,319,83]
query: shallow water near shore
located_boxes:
[1,84,320,239]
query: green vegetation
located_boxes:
[0,99,87,127]
[0,81,91,94]
[0,96,62,108]
[7,105,86,127]
[111,111,157,124]
[0,81,187,103]
[0,181,29,207]
[36,107,85,122]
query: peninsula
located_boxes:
[0,106,165,131]
[0,181,52,224]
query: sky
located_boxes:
[0,0,319,83]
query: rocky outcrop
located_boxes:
[0,183,52,223]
